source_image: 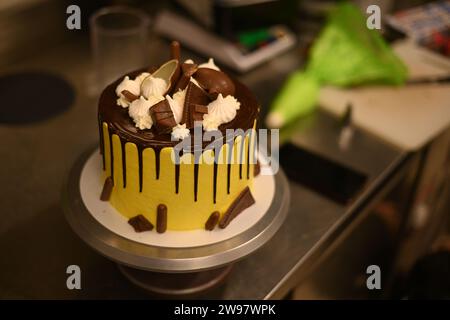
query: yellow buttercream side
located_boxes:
[102,122,255,230]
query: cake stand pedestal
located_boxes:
[62,146,290,298]
[117,264,233,298]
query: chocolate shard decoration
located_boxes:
[121,90,139,102]
[168,63,181,95]
[170,41,180,61]
[150,59,181,96]
[149,99,177,134]
[219,187,255,229]
[173,63,198,92]
[156,204,167,233]
[205,211,220,231]
[182,82,210,128]
[254,160,261,177]
[193,68,235,99]
[191,104,209,122]
[100,176,113,201]
[128,214,154,232]
[182,62,198,75]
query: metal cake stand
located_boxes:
[62,146,290,297]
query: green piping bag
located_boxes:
[266,2,407,128]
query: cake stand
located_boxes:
[62,145,290,297]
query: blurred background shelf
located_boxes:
[0,0,449,299]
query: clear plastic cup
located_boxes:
[90,6,150,90]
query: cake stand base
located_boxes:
[118,264,233,298]
[63,145,289,294]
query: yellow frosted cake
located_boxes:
[97,42,260,232]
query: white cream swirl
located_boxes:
[128,96,163,130]
[202,116,222,132]
[135,72,150,84]
[115,76,141,108]
[141,75,167,99]
[202,94,240,131]
[199,58,220,71]
[171,123,190,140]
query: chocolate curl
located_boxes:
[193,68,235,99]
[205,211,220,231]
[156,204,167,233]
[182,82,210,128]
[128,214,154,232]
[121,90,139,102]
[173,63,198,92]
[170,41,181,61]
[100,176,113,201]
[149,99,177,134]
[219,187,255,228]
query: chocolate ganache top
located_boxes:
[98,69,260,149]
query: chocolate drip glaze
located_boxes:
[108,130,114,184]
[226,142,233,194]
[98,116,105,170]
[239,137,247,180]
[136,146,162,192]
[246,134,251,180]
[194,163,199,202]
[120,139,127,187]
[226,163,231,194]
[98,68,260,198]
[155,148,161,180]
[239,157,243,180]
[174,148,182,194]
[137,146,143,192]
[213,161,218,204]
[175,163,180,194]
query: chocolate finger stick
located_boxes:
[156,204,167,233]
[205,211,220,231]
[170,41,180,61]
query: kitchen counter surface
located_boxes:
[0,37,408,299]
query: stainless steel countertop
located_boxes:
[0,37,407,299]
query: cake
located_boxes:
[97,42,260,232]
